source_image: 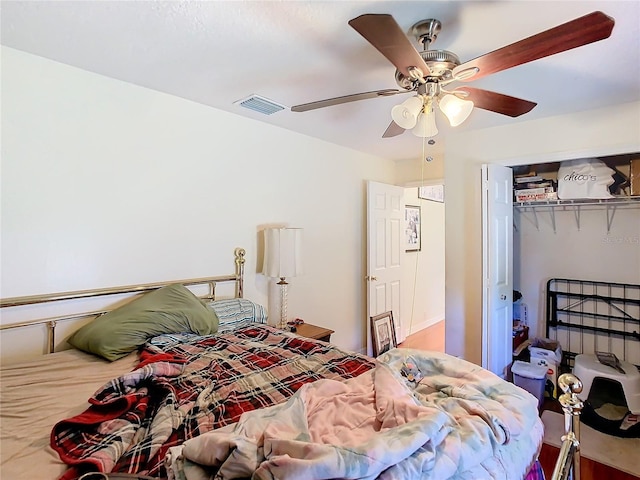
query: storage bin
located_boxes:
[512,360,548,408]
[529,337,562,365]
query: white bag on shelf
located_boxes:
[557,158,615,199]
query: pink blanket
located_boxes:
[167,349,544,480]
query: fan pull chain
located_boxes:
[407,135,430,339]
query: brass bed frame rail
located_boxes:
[0,248,246,354]
[2,247,584,480]
[552,373,584,480]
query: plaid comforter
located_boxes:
[51,324,374,479]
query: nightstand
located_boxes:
[294,323,334,342]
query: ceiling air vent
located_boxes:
[234,95,286,115]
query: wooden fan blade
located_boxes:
[453,11,614,82]
[349,14,431,77]
[455,87,537,117]
[382,121,405,138]
[291,89,404,112]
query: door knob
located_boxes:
[500,294,507,300]
[365,276,378,281]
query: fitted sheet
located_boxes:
[0,349,138,480]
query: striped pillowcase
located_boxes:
[205,298,267,333]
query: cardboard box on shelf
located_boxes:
[515,190,558,202]
[631,158,640,196]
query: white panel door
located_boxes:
[481,164,513,377]
[367,181,404,354]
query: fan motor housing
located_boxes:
[421,50,460,74]
[395,49,460,90]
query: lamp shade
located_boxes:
[262,228,303,278]
[412,106,438,138]
[439,94,474,127]
[391,96,423,129]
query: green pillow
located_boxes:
[68,283,219,361]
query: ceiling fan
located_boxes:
[291,11,615,138]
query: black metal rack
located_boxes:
[546,278,640,369]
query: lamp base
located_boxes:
[277,277,289,330]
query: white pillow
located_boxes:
[205,298,267,333]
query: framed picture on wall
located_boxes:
[418,184,445,203]
[370,311,397,357]
[404,205,421,252]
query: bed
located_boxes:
[1,248,545,480]
[545,278,640,369]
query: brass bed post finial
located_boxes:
[552,373,584,480]
[234,248,246,298]
[47,320,57,354]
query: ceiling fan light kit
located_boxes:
[391,83,474,138]
[439,94,474,127]
[412,102,438,138]
[391,94,463,138]
[290,11,615,140]
[391,96,423,129]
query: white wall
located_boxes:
[444,101,640,364]
[514,205,640,338]
[395,151,444,186]
[396,152,446,341]
[401,187,445,338]
[0,47,397,362]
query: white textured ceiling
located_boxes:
[2,1,639,162]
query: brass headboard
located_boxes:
[0,248,245,355]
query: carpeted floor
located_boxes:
[542,410,640,477]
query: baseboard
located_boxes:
[406,316,443,337]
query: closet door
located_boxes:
[481,164,513,377]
